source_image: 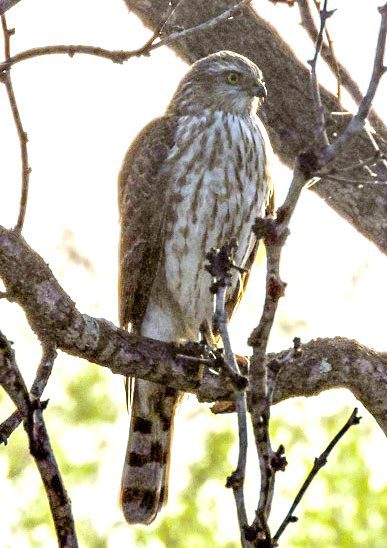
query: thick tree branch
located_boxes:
[1,225,386,436]
[0,225,227,400]
[126,0,387,254]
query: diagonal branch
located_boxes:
[297,0,387,144]
[319,3,387,165]
[272,408,361,543]
[0,331,78,547]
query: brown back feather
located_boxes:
[118,116,179,331]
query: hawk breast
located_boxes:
[154,109,269,338]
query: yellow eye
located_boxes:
[227,72,240,85]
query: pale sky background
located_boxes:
[0,0,386,546]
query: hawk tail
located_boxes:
[120,379,180,524]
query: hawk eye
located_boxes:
[227,72,240,85]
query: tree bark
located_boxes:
[1,225,386,437]
[0,0,22,15]
[125,0,387,254]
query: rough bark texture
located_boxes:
[125,0,387,254]
[271,339,387,435]
[0,0,22,15]
[1,225,386,435]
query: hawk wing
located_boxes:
[118,116,179,331]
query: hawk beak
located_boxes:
[254,80,267,99]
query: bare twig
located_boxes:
[0,0,251,72]
[247,165,308,544]
[272,408,361,544]
[0,344,57,445]
[1,15,31,232]
[297,0,387,143]
[307,0,334,146]
[322,3,387,165]
[30,344,57,398]
[323,174,383,185]
[0,331,78,547]
[206,242,249,546]
[324,26,341,101]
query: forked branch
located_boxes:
[0,331,78,547]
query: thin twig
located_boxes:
[297,0,387,144]
[1,15,31,232]
[273,408,361,544]
[206,242,249,547]
[323,174,383,185]
[324,25,341,101]
[0,0,251,72]
[307,0,333,147]
[0,344,57,445]
[335,153,381,173]
[30,345,57,399]
[0,332,78,546]
[247,167,307,544]
[322,3,387,164]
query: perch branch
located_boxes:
[0,331,78,547]
[272,408,361,543]
[1,226,387,434]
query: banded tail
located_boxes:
[120,379,180,524]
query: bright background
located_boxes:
[0,0,386,546]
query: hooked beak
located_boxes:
[253,80,267,99]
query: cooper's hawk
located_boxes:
[118,51,273,524]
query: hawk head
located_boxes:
[167,50,267,116]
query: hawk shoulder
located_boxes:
[118,115,179,331]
